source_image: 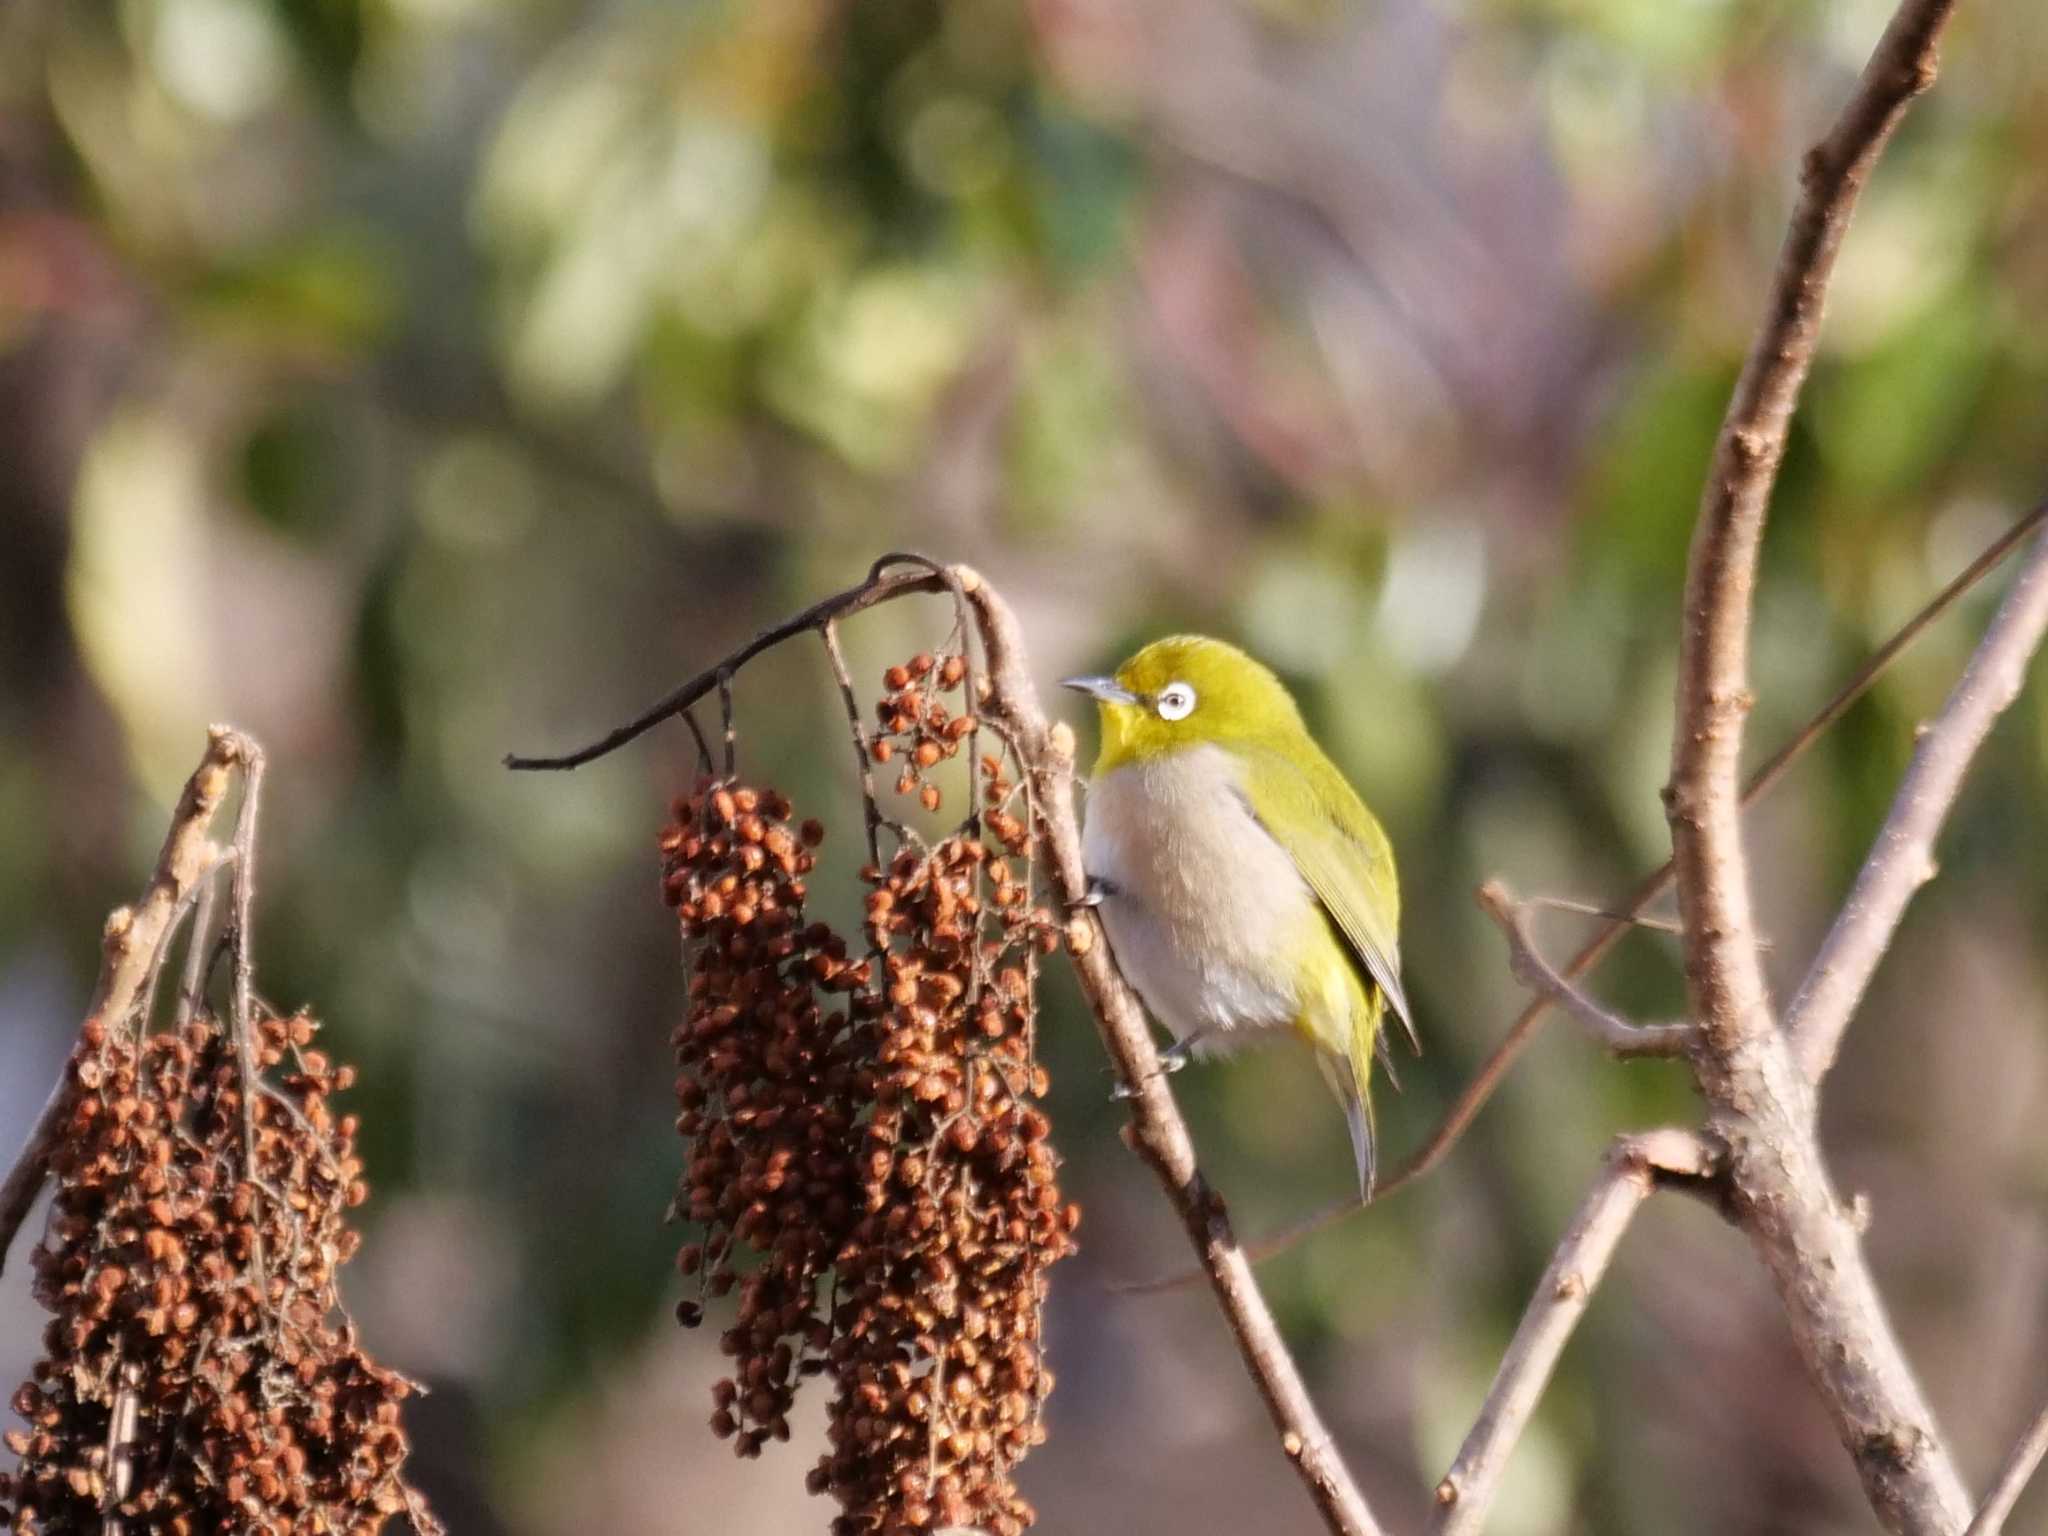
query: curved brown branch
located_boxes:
[1429,1130,1717,1535]
[504,557,949,771]
[1665,0,1971,1529]
[0,726,255,1276]
[956,567,1388,1536]
[1788,529,2048,1079]
[1474,881,1694,1056]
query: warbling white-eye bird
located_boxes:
[1064,636,1415,1197]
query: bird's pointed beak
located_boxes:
[1061,674,1140,706]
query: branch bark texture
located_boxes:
[1663,1,1972,1531]
[1668,0,1958,1064]
[0,726,253,1276]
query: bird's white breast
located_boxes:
[1080,744,1315,1047]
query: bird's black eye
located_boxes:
[1156,682,1197,721]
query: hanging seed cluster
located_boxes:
[869,651,976,815]
[0,1008,438,1536]
[661,644,1077,1536]
[661,779,864,1457]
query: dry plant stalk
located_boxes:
[0,729,439,1536]
[658,643,1075,1535]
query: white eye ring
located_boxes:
[1156,682,1197,721]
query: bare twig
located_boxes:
[1662,0,1972,1528]
[1429,1130,1717,1535]
[0,726,254,1276]
[220,733,276,1341]
[1964,1395,2048,1536]
[1669,0,1960,1062]
[1788,530,2048,1080]
[1520,897,1686,938]
[1474,882,1694,1057]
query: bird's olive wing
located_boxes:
[1241,749,1418,1054]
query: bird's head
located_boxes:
[1062,635,1306,773]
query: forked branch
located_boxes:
[1429,1129,1718,1535]
[1474,881,1693,1057]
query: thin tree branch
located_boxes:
[1474,881,1694,1056]
[1964,1396,2048,1536]
[1429,1129,1718,1535]
[1669,0,1958,1063]
[0,726,254,1276]
[506,559,1389,1536]
[1788,529,2048,1080]
[1664,0,1971,1529]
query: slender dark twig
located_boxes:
[1788,530,2048,1079]
[504,558,950,771]
[509,560,1391,1536]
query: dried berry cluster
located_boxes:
[661,780,859,1455]
[0,1009,437,1535]
[869,651,976,814]
[661,648,1076,1536]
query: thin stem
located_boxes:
[1964,1396,2048,1536]
[222,733,276,1342]
[504,556,952,771]
[1788,530,2048,1079]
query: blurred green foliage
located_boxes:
[4,0,2048,1531]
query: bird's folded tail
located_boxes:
[1316,1047,1376,1201]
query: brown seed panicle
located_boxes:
[662,778,871,1458]
[661,650,1076,1536]
[0,1009,438,1536]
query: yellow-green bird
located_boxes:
[1064,636,1415,1197]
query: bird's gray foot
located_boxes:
[1109,1038,1197,1101]
[1075,876,1118,909]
